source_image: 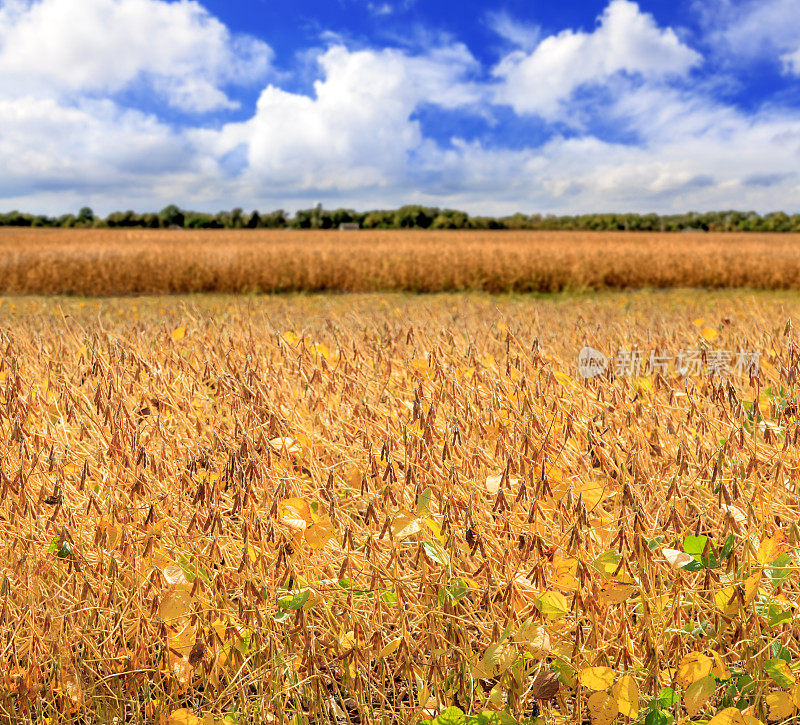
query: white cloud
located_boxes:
[0,0,799,218]
[367,3,393,16]
[0,96,201,201]
[205,43,483,191]
[485,10,541,51]
[0,0,272,112]
[782,46,800,75]
[492,0,701,119]
[698,0,800,73]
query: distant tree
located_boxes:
[77,207,95,226]
[159,205,184,228]
[246,211,262,229]
[262,210,287,228]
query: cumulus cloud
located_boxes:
[492,0,701,119]
[0,0,799,217]
[0,0,272,112]
[205,43,483,191]
[0,95,202,204]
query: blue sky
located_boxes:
[0,0,799,216]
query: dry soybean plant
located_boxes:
[2,229,800,295]
[0,292,799,725]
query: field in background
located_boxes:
[2,291,800,723]
[3,229,800,295]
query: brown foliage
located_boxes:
[2,228,800,295]
[0,292,798,723]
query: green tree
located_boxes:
[159,205,185,228]
[77,207,95,226]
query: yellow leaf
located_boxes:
[579,666,616,691]
[757,531,788,565]
[283,331,300,346]
[715,587,739,617]
[598,582,636,605]
[677,652,713,688]
[575,481,607,511]
[167,622,196,658]
[159,590,192,626]
[792,684,800,709]
[423,517,446,543]
[709,707,747,725]
[711,652,731,681]
[166,708,200,725]
[312,343,330,359]
[171,327,186,341]
[339,631,358,653]
[96,516,122,549]
[278,498,312,531]
[612,675,639,719]
[744,573,763,604]
[391,511,422,539]
[587,691,619,725]
[521,625,551,658]
[766,691,795,721]
[377,638,402,659]
[701,327,718,341]
[304,520,336,550]
[693,318,706,327]
[552,556,580,591]
[685,675,716,717]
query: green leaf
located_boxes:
[277,589,311,610]
[772,641,792,664]
[234,628,252,654]
[658,687,678,708]
[720,534,735,559]
[683,535,708,556]
[551,658,576,685]
[439,578,469,606]
[768,602,793,627]
[735,673,755,696]
[644,710,671,725]
[768,553,793,584]
[416,488,432,515]
[48,533,73,559]
[337,578,370,596]
[765,658,795,688]
[433,706,466,725]
[467,712,517,725]
[592,550,622,578]
[682,535,721,569]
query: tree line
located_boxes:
[2,204,800,232]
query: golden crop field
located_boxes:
[1,290,800,724]
[3,229,800,295]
